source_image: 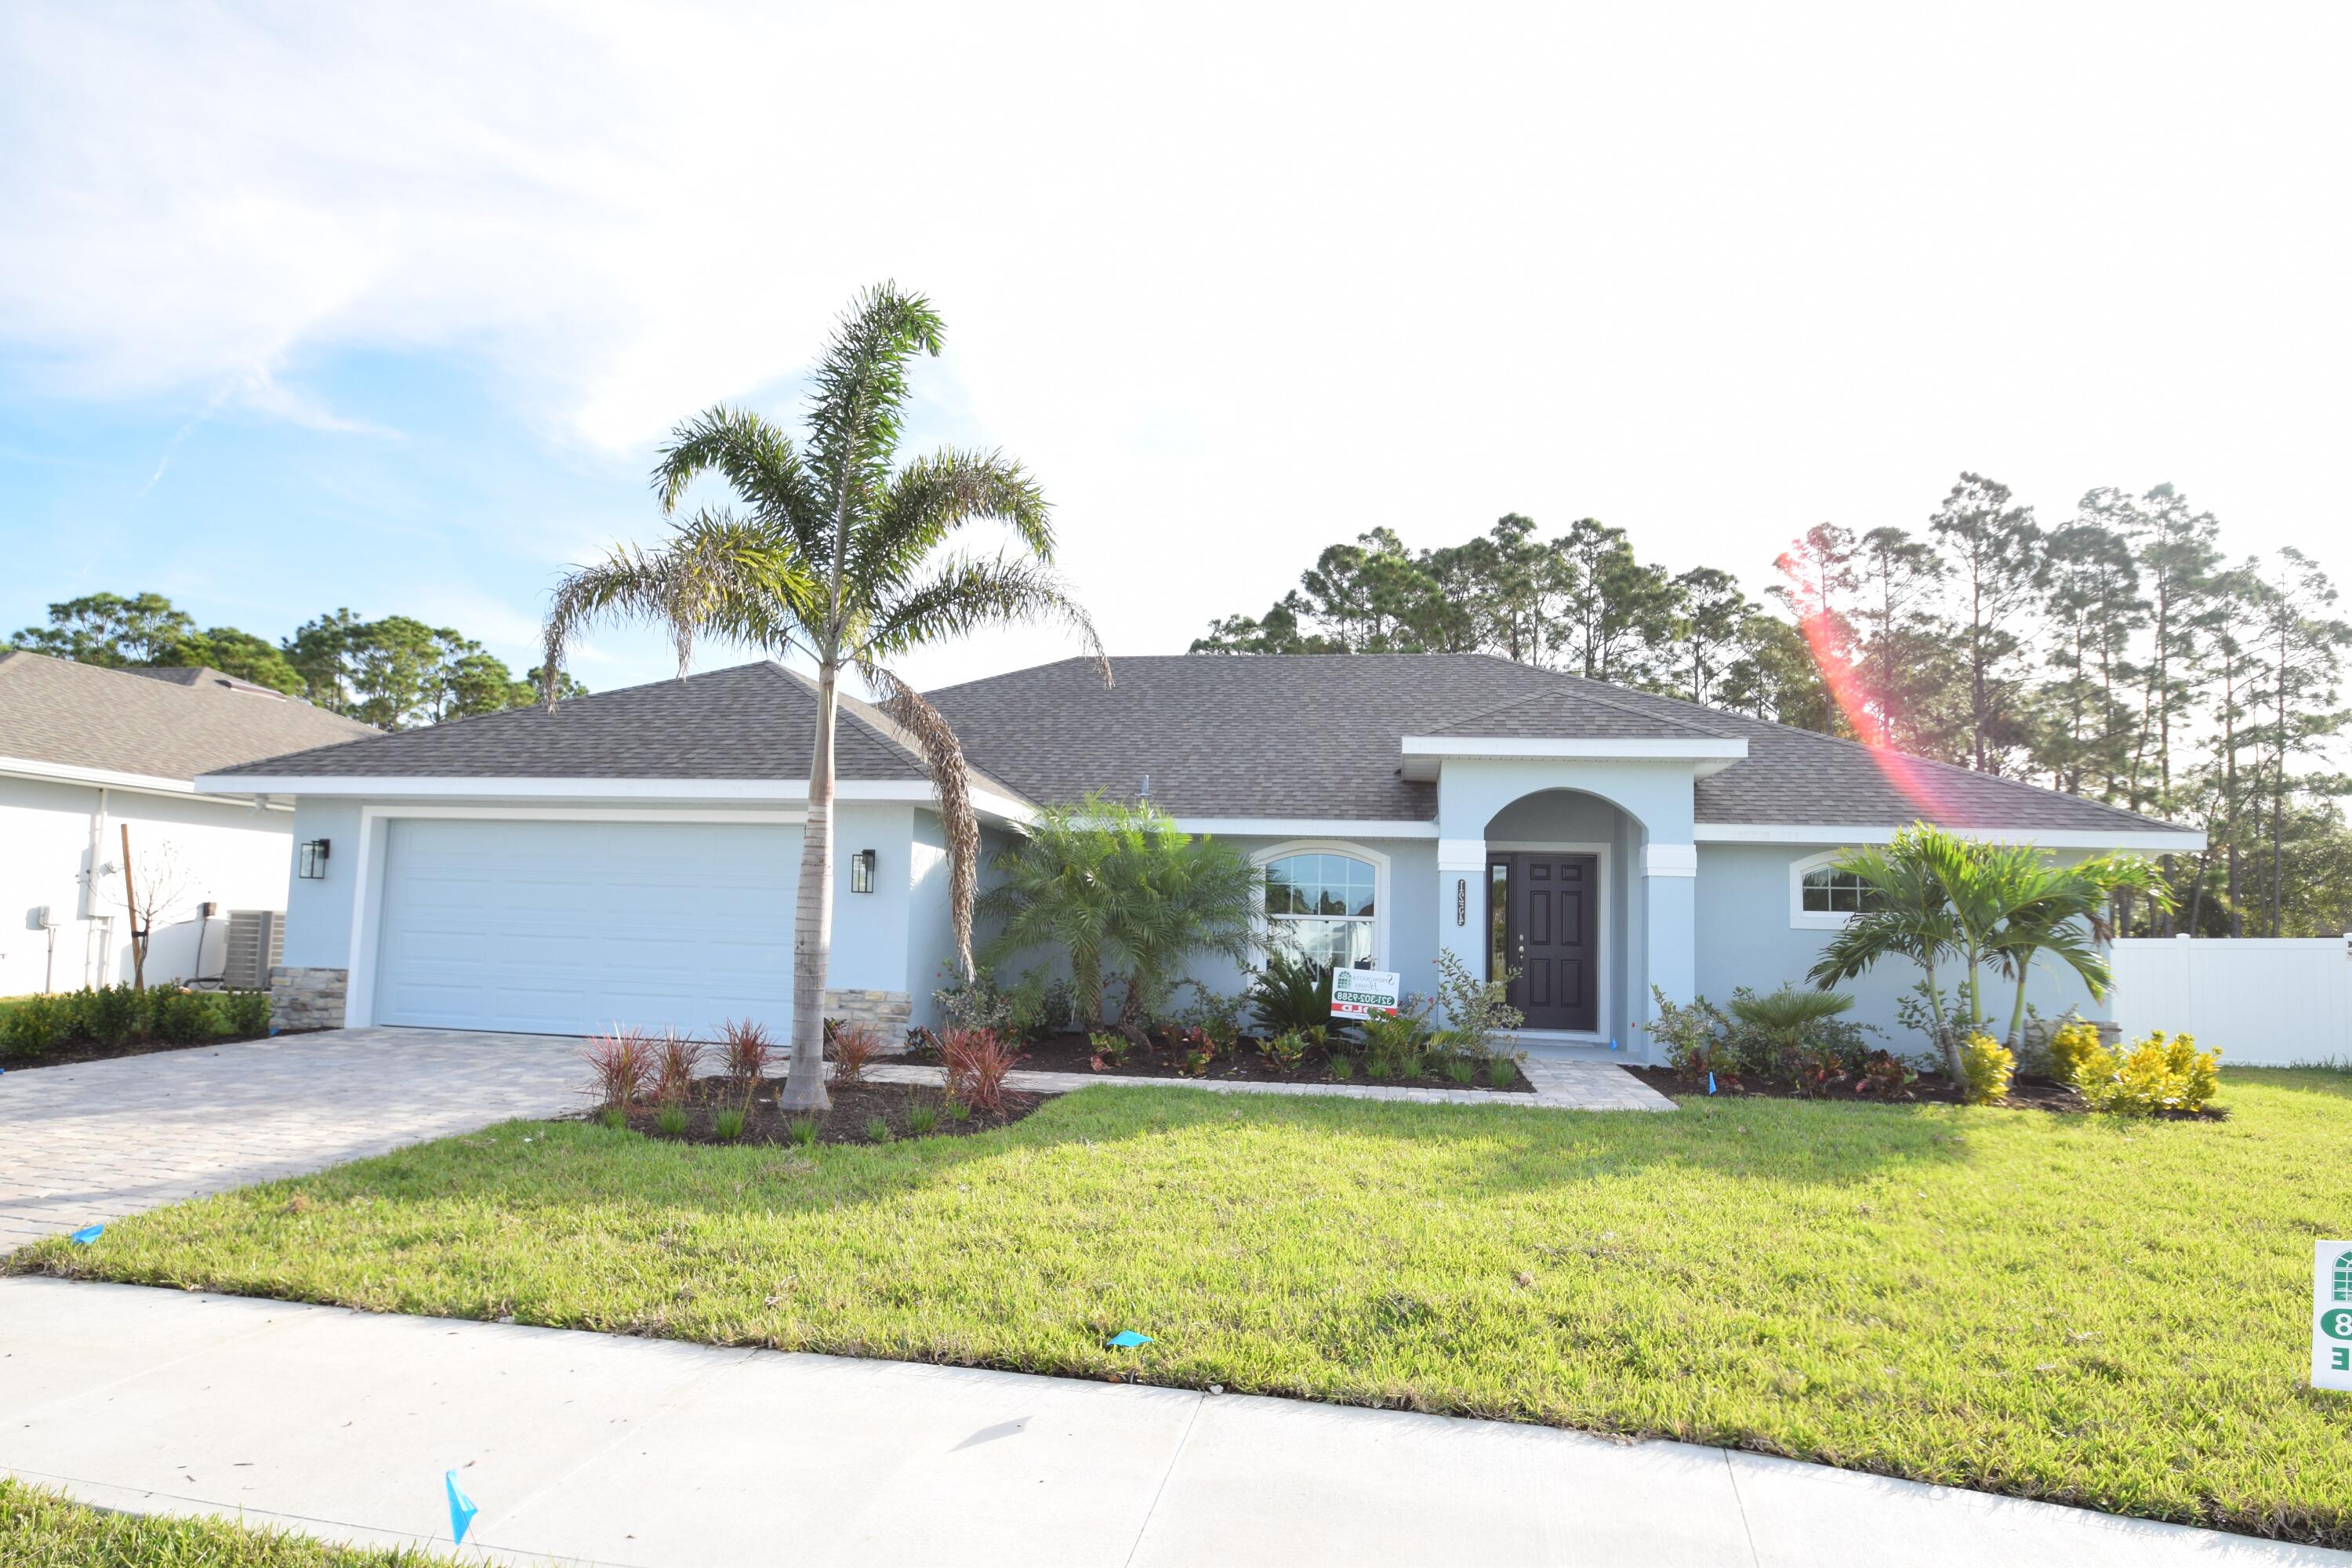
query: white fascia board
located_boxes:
[1170,818,1440,840]
[194,773,1034,825]
[1399,736,1749,761]
[3,754,294,810]
[1694,822,2209,851]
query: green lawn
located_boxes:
[20,1073,2352,1544]
[0,1479,468,1566]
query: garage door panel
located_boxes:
[373,818,799,1036]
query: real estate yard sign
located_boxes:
[2317,1243,2352,1392]
[1331,969,1401,1021]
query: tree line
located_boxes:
[1192,477,2352,939]
[9,590,583,731]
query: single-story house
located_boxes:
[197,655,2201,1058]
[0,650,378,994]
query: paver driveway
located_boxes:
[0,1028,584,1252]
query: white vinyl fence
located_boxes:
[2111,937,2352,1067]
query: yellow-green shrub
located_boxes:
[2073,1029,2222,1116]
[2045,1017,2106,1087]
[1958,1032,2014,1105]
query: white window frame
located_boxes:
[1790,848,1871,931]
[1250,839,1390,972]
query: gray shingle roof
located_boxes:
[0,650,379,781]
[193,649,2192,840]
[928,654,2191,837]
[202,661,1030,798]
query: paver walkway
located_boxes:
[867,1054,1676,1110]
[2,1278,2337,1567]
[0,1028,583,1251]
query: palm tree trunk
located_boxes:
[783,664,839,1112]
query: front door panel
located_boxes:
[1497,852,1599,1033]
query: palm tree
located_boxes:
[1987,852,2166,1051]
[543,283,1105,1109]
[978,795,1126,1025]
[1809,827,1965,1075]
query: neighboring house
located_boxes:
[198,655,2201,1056]
[0,650,378,995]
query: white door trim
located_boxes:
[343,804,804,1029]
[1486,839,1613,1046]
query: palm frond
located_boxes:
[652,407,823,556]
[862,554,1111,681]
[540,509,818,704]
[860,659,981,982]
[855,448,1054,592]
[804,283,946,568]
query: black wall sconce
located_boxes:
[850,848,877,894]
[298,839,331,880]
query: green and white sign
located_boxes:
[1331,968,1401,1021]
[2314,1241,2352,1392]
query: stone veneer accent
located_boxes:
[823,988,913,1038]
[268,966,349,1032]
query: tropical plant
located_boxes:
[2058,1028,2223,1116]
[979,793,1258,1027]
[1258,1029,1309,1073]
[1809,822,2169,1077]
[713,1107,747,1142]
[939,1027,1020,1114]
[1729,985,1854,1052]
[1246,949,1335,1036]
[717,1017,775,1084]
[1958,1032,2015,1105]
[1428,948,1523,1062]
[579,1026,655,1111]
[1641,987,1738,1085]
[829,1023,880,1085]
[542,283,1105,1110]
[651,1031,703,1104]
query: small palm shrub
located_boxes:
[1247,949,1334,1037]
[580,1025,655,1111]
[830,1024,880,1084]
[1958,1032,2014,1105]
[1358,1004,1432,1078]
[940,1028,1020,1114]
[718,1018,775,1083]
[713,1107,746,1142]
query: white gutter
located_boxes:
[0,753,296,808]
[1693,822,2208,852]
[194,773,1035,826]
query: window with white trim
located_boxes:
[1791,850,1877,928]
[1263,851,1377,969]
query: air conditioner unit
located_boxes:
[222,909,285,991]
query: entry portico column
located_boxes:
[1436,837,1487,989]
[1639,842,1698,1047]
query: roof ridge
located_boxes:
[1434,673,1735,739]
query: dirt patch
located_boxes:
[1623,1064,2226,1118]
[597,1073,1045,1148]
[908,1029,1533,1094]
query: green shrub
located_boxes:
[2070,1029,2223,1116]
[72,985,148,1047]
[1486,1057,1516,1089]
[2046,1016,2107,1087]
[1446,1057,1476,1085]
[865,1116,893,1143]
[1258,1029,1309,1073]
[1958,1033,2014,1105]
[788,1116,821,1148]
[1172,981,1246,1049]
[1357,1004,1433,1078]
[151,989,222,1045]
[1246,949,1334,1037]
[1429,949,1523,1061]
[1329,1053,1356,1080]
[221,989,272,1036]
[1,996,67,1059]
[654,1104,688,1136]
[713,1108,746,1142]
[1642,988,1740,1085]
[906,1102,940,1137]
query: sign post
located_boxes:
[1330,969,1401,1021]
[2314,1241,2352,1392]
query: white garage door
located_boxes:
[372,818,798,1036]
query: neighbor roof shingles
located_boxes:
[0,651,379,781]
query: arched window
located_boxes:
[1261,848,1381,970]
[1791,849,1878,929]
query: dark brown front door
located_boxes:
[1490,852,1599,1033]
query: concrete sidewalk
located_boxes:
[1,1279,2336,1567]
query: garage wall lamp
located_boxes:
[297,839,331,880]
[850,848,877,895]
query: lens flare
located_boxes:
[1777,543,1947,819]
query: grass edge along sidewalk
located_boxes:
[19,1071,2352,1548]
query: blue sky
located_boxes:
[5,2,2349,697]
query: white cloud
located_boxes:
[4,0,2350,691]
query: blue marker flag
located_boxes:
[1104,1330,1154,1348]
[1609,1037,1620,1052]
[445,1472,477,1545]
[1706,1071,1717,1095]
[68,1225,103,1245]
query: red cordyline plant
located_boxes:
[940,1028,1021,1115]
[652,1030,705,1105]
[581,1025,655,1111]
[718,1018,774,1083]
[830,1023,880,1085]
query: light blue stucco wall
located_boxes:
[281,798,363,967]
[1694,841,2112,1059]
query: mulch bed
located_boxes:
[1624,1064,2226,1119]
[0,1029,289,1073]
[908,1029,1534,1094]
[602,1072,1045,1148]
